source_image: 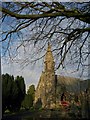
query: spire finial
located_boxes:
[47,42,51,52]
[44,43,55,71]
[48,42,50,46]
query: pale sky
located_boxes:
[2,43,88,91]
[2,59,42,91]
[1,1,89,91]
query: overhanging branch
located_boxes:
[0,6,90,24]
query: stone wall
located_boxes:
[34,71,56,109]
[34,71,46,108]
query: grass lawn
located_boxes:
[2,109,89,120]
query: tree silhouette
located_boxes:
[22,85,35,110]
[2,73,26,113]
[0,2,90,73]
[15,76,26,111]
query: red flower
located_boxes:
[61,101,69,107]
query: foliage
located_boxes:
[2,73,14,113]
[14,76,26,110]
[2,73,26,113]
[27,84,35,99]
[22,94,33,110]
[22,85,35,110]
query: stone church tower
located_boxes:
[44,43,56,108]
[34,43,81,109]
[34,43,56,109]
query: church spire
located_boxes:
[44,43,55,72]
[47,42,52,52]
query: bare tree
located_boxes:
[0,2,90,75]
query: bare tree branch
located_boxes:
[0,3,90,23]
[1,2,90,76]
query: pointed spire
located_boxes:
[47,42,51,52]
[45,43,54,61]
[44,43,55,72]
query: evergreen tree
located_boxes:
[22,94,33,110]
[2,74,26,113]
[2,74,14,113]
[22,85,35,110]
[27,85,35,99]
[14,76,26,111]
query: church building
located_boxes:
[34,43,81,109]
